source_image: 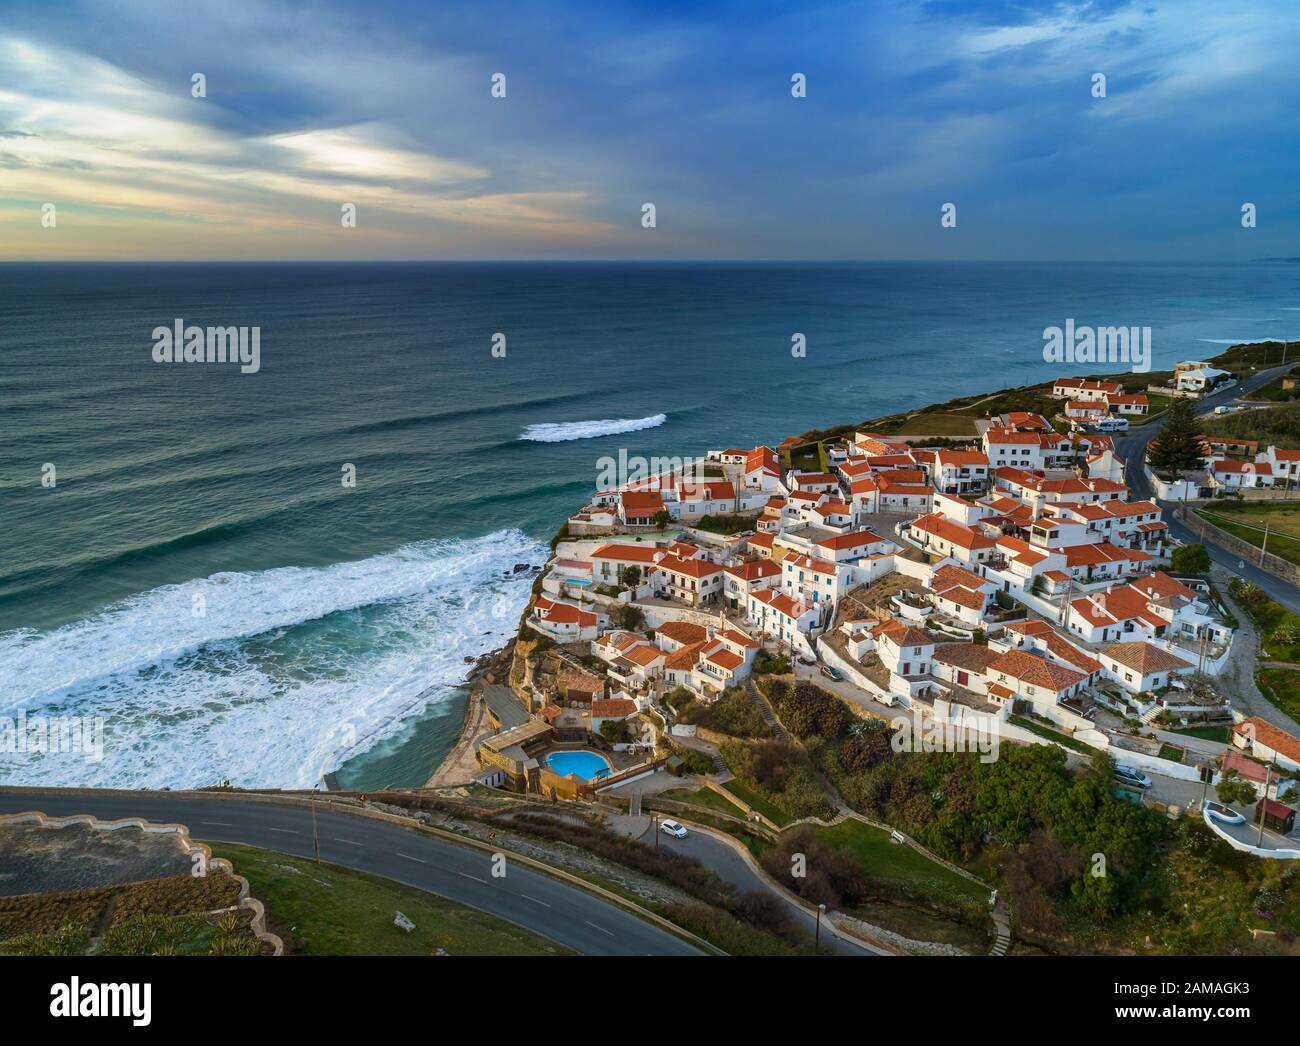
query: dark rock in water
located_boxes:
[464,656,476,664]
[513,563,531,573]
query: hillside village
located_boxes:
[465,368,1300,817]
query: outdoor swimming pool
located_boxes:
[546,750,612,780]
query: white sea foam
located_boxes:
[0,530,544,790]
[519,413,667,442]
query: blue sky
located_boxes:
[1,0,1297,260]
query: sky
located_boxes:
[0,0,1297,261]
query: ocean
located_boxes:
[1,261,1297,790]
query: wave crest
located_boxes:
[519,413,667,442]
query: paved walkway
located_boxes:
[1211,567,1300,734]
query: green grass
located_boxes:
[1255,669,1300,723]
[1232,586,1300,663]
[892,413,979,436]
[1158,743,1186,763]
[659,786,747,819]
[811,819,991,907]
[1197,502,1300,568]
[206,842,570,956]
[1007,714,1096,754]
[1169,723,1230,743]
[720,778,796,827]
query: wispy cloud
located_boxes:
[0,0,1297,260]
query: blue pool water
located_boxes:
[547,750,612,780]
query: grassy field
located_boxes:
[1170,723,1230,743]
[659,786,748,819]
[720,778,796,827]
[811,819,991,907]
[207,843,570,956]
[1255,669,1300,723]
[892,412,979,436]
[1196,501,1300,568]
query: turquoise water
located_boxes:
[546,750,612,781]
[2,261,1297,790]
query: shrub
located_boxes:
[1171,543,1211,575]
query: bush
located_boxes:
[753,650,792,675]
[611,603,645,631]
[772,681,852,740]
[679,687,772,738]
[720,738,834,821]
[760,829,870,909]
[1171,544,1211,575]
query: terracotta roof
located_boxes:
[621,491,665,515]
[909,513,995,550]
[1234,717,1300,765]
[1102,641,1193,676]
[663,640,707,670]
[875,620,935,649]
[1222,748,1268,783]
[705,648,745,672]
[933,643,999,672]
[817,528,886,550]
[723,559,781,581]
[656,620,708,644]
[591,698,638,718]
[988,649,1086,692]
[592,543,663,563]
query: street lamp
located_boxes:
[815,902,826,953]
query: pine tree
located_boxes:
[1146,397,1205,477]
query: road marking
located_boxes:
[519,893,550,907]
[200,821,233,826]
[268,827,297,834]
[584,920,615,938]
[395,852,426,864]
[458,871,487,883]
[332,838,363,846]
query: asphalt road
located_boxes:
[654,823,884,955]
[1118,363,1300,614]
[0,789,702,956]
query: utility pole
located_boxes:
[1260,522,1270,566]
[815,902,826,954]
[310,789,320,864]
[1258,764,1272,848]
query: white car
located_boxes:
[1113,765,1153,789]
[659,819,688,839]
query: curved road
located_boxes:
[0,789,702,956]
[1119,362,1300,613]
[654,821,884,955]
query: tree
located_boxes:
[612,603,645,631]
[1146,397,1205,477]
[619,565,642,588]
[653,509,671,529]
[1215,769,1256,807]
[1170,543,1211,574]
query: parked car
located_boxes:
[820,665,843,681]
[1202,799,1246,826]
[660,819,688,839]
[1113,765,1152,789]
[797,656,816,666]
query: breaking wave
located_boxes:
[519,413,667,442]
[0,530,545,790]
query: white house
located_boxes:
[1099,641,1193,694]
